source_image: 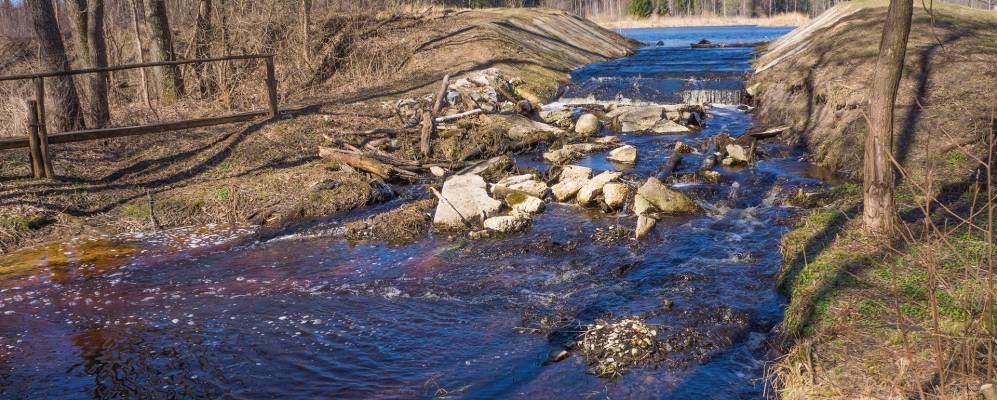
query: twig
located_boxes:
[434,108,483,123]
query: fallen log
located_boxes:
[319,146,394,179]
[420,111,435,158]
[435,108,483,123]
[432,74,451,116]
[746,125,789,140]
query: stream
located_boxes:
[0,26,831,399]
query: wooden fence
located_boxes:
[0,54,279,179]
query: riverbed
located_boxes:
[0,26,824,399]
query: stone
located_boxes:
[674,141,693,154]
[433,174,503,228]
[577,171,623,205]
[507,192,545,215]
[494,174,549,198]
[396,98,423,127]
[575,113,601,135]
[595,135,620,144]
[429,166,447,177]
[701,170,721,183]
[551,165,593,201]
[546,349,570,364]
[701,154,718,169]
[721,157,736,167]
[543,143,603,164]
[608,106,664,132]
[650,118,691,134]
[464,155,514,179]
[539,109,575,129]
[635,177,700,214]
[602,183,629,209]
[635,214,657,239]
[725,144,750,163]
[607,145,637,164]
[633,193,654,215]
[483,215,529,233]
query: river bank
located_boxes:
[0,8,637,254]
[592,12,810,29]
[750,1,997,397]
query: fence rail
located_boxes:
[0,54,279,179]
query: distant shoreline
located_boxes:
[591,12,809,28]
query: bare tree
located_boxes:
[25,0,86,132]
[68,0,111,127]
[863,0,913,236]
[193,0,215,95]
[128,0,155,112]
[143,0,184,103]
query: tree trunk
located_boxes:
[301,0,311,65]
[67,0,89,61]
[128,0,155,112]
[863,0,912,236]
[25,0,85,132]
[87,0,110,127]
[193,0,215,96]
[143,0,184,103]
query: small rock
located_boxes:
[650,119,691,134]
[602,183,629,209]
[483,215,529,233]
[543,143,603,164]
[701,170,721,183]
[674,141,693,154]
[635,177,700,214]
[577,171,623,205]
[429,166,447,177]
[595,135,619,144]
[545,349,570,364]
[721,157,737,167]
[635,214,657,239]
[607,145,637,164]
[539,109,575,130]
[507,192,545,215]
[725,144,750,163]
[494,174,549,198]
[661,298,674,310]
[433,174,503,228]
[701,154,718,169]
[551,165,593,201]
[516,99,534,116]
[575,113,601,135]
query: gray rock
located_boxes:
[575,113,601,135]
[650,119,691,134]
[551,165,593,201]
[483,215,530,233]
[433,174,503,228]
[493,174,549,198]
[429,166,447,177]
[607,145,637,164]
[725,144,750,163]
[602,183,629,209]
[595,135,620,144]
[577,171,623,205]
[635,214,657,239]
[539,109,575,130]
[635,177,700,214]
[507,192,545,215]
[543,143,604,164]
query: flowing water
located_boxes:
[0,26,828,399]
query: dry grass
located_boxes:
[592,12,810,28]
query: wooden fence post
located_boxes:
[26,100,44,179]
[265,56,278,118]
[33,77,54,178]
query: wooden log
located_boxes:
[0,111,266,150]
[0,53,274,82]
[746,125,788,140]
[656,151,682,181]
[319,146,393,179]
[34,78,53,178]
[25,101,43,179]
[420,111,434,158]
[435,108,482,123]
[431,73,450,116]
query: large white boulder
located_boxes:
[433,174,503,228]
[551,165,593,201]
[493,174,549,198]
[577,171,623,205]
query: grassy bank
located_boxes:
[592,12,809,28]
[751,1,996,398]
